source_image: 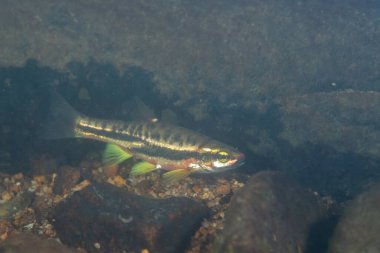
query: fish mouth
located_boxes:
[232,158,244,169]
[231,153,245,169]
[214,161,244,172]
[199,152,245,173]
[234,152,245,165]
[236,153,245,161]
[217,154,245,172]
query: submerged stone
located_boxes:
[279,90,380,159]
[52,182,209,253]
[53,165,81,195]
[212,171,326,253]
[328,181,380,253]
[2,0,380,112]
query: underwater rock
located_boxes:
[2,0,380,112]
[279,90,380,159]
[328,181,380,253]
[0,232,85,253]
[212,171,326,253]
[32,194,54,223]
[52,182,209,253]
[53,165,81,195]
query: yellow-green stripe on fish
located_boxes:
[42,92,244,182]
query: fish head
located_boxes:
[193,145,245,173]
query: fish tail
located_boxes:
[40,91,81,139]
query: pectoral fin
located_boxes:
[162,169,191,183]
[130,161,157,176]
[102,143,132,166]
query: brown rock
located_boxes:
[328,181,380,253]
[53,166,80,195]
[212,171,327,253]
[103,165,119,178]
[32,195,54,222]
[52,182,209,253]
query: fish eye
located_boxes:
[217,151,229,163]
[218,158,229,163]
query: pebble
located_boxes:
[135,180,153,195]
[112,175,127,187]
[94,242,101,249]
[9,183,22,194]
[12,173,23,181]
[1,191,12,201]
[12,208,35,228]
[42,223,56,237]
[201,192,210,199]
[206,199,219,208]
[103,165,119,178]
[215,182,231,196]
[0,220,13,240]
[33,175,46,185]
[192,184,202,194]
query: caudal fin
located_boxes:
[40,91,81,139]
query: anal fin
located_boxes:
[162,169,191,183]
[102,143,132,166]
[130,161,156,176]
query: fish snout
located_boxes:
[235,153,245,161]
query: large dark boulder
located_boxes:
[212,171,327,253]
[52,182,209,253]
[328,181,380,253]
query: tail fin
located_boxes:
[40,91,81,139]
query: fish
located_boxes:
[42,92,244,182]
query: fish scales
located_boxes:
[75,118,221,167]
[75,118,209,155]
[43,92,244,177]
